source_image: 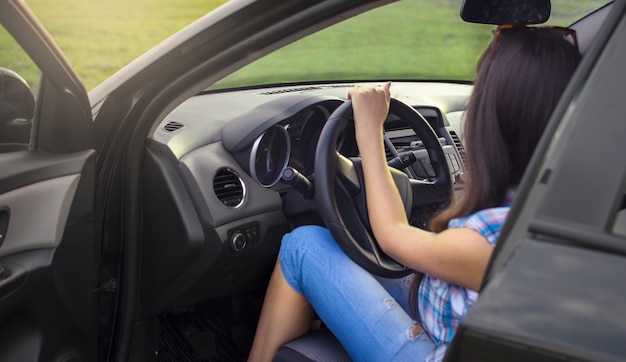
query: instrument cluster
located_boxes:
[248,105,331,187]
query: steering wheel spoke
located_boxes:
[335,153,361,194]
[410,178,451,209]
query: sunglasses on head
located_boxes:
[490,24,579,61]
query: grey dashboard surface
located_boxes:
[151,82,472,159]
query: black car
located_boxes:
[0,0,624,361]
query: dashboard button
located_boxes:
[230,232,247,252]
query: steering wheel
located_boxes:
[314,98,453,278]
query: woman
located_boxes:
[248,25,581,362]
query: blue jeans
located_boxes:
[280,225,434,361]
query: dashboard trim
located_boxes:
[249,124,292,188]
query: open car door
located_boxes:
[0,1,97,360]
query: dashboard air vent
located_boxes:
[259,86,323,95]
[213,169,245,208]
[449,131,468,168]
[163,121,185,132]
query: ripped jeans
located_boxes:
[280,225,435,361]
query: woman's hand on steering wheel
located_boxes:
[349,82,391,142]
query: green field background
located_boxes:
[29,0,227,90]
[213,0,492,90]
[1,0,609,92]
[1,0,226,90]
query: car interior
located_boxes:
[143,79,467,361]
[2,0,618,361]
[126,2,614,361]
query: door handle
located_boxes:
[0,206,8,248]
[0,263,9,281]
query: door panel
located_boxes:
[0,174,79,257]
[0,150,96,361]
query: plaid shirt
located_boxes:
[418,201,512,362]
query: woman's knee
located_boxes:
[279,225,335,294]
[279,225,336,258]
[279,225,341,272]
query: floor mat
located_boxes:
[157,294,261,362]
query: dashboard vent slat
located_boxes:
[259,86,323,95]
[213,169,245,208]
[163,121,186,132]
[449,131,468,169]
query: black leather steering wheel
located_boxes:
[314,98,453,278]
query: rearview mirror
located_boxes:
[460,0,551,25]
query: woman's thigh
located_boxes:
[279,225,433,361]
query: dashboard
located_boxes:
[141,81,471,310]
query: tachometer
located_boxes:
[300,106,330,175]
[249,125,291,187]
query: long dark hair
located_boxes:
[408,26,581,319]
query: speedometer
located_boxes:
[249,125,291,187]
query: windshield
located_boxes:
[210,0,610,91]
[2,0,609,92]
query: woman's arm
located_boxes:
[349,83,492,291]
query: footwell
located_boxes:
[157,294,262,362]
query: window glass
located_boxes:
[0,25,38,152]
[28,0,226,90]
[208,0,611,91]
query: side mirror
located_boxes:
[0,67,35,147]
[460,0,551,25]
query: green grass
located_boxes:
[212,0,493,89]
[1,0,226,90]
[213,0,611,90]
[0,0,611,93]
[30,0,226,90]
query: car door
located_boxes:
[445,2,626,361]
[0,1,97,361]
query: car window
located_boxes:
[208,0,612,91]
[0,25,38,152]
[547,0,612,25]
[209,0,491,91]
